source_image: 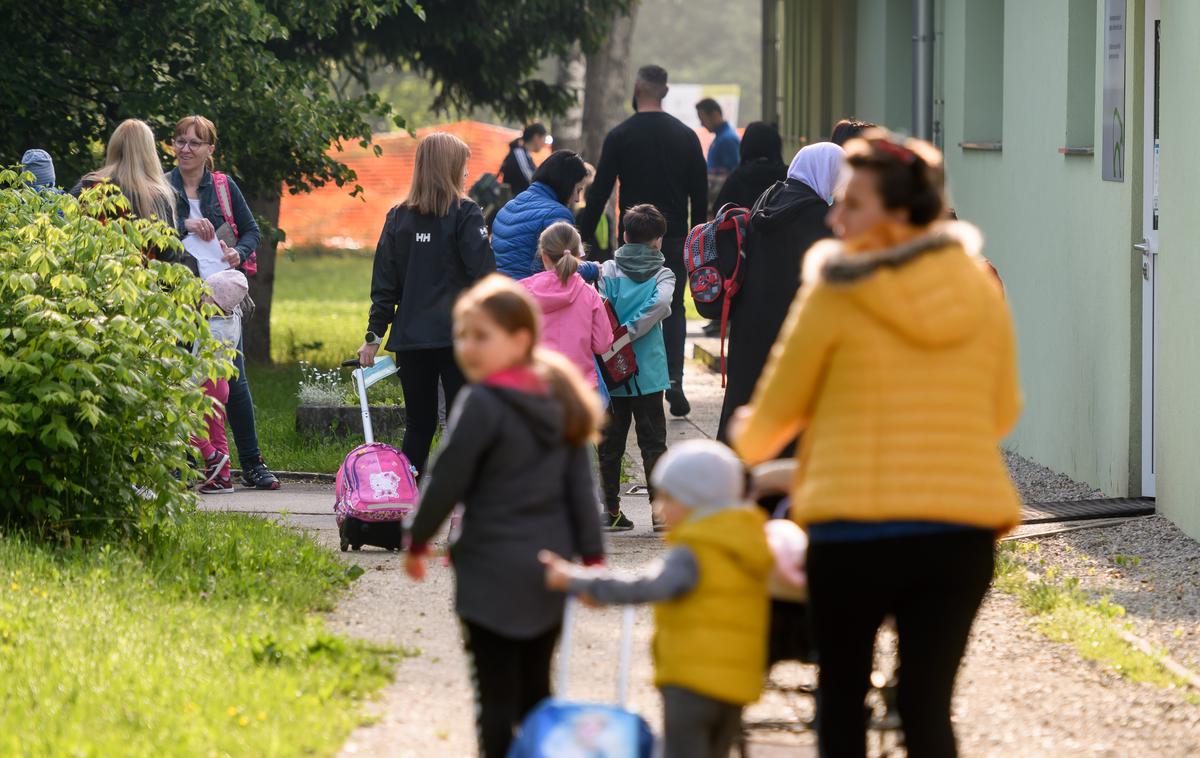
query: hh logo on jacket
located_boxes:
[415,232,431,243]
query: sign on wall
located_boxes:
[662,84,741,129]
[1103,0,1127,182]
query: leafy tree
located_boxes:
[0,0,631,362]
[0,171,226,539]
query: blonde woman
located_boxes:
[70,118,178,230]
[358,132,496,476]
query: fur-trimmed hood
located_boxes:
[802,221,995,348]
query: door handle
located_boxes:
[1134,239,1151,280]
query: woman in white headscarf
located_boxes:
[717,142,845,443]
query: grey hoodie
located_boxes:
[408,382,605,638]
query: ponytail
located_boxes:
[535,348,604,446]
[456,273,603,446]
[538,221,585,285]
[553,252,580,285]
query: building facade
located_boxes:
[766,1,1200,540]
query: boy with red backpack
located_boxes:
[597,205,675,532]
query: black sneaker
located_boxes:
[603,510,634,532]
[240,457,281,490]
[665,382,691,417]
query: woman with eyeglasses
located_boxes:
[166,116,259,279]
[166,114,280,492]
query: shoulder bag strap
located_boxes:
[211,172,239,237]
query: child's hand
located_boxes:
[405,553,426,581]
[539,550,575,591]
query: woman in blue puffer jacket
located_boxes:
[492,150,588,280]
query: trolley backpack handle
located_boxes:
[341,356,399,445]
[556,598,637,709]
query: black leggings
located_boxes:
[396,347,465,477]
[661,237,687,386]
[462,619,560,758]
[597,392,667,512]
[806,529,995,758]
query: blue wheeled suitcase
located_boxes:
[508,601,656,758]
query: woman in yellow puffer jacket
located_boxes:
[732,129,1021,758]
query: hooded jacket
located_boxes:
[717,178,832,441]
[655,507,771,705]
[711,122,785,214]
[733,221,1023,532]
[492,182,575,280]
[522,271,612,387]
[601,244,675,397]
[367,199,495,351]
[408,375,605,638]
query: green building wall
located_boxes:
[1154,3,1200,539]
[941,2,1143,500]
[772,1,1200,538]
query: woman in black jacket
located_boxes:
[497,123,548,197]
[712,122,788,214]
[716,142,844,442]
[359,132,496,476]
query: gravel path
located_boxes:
[273,348,1200,756]
[1016,515,1200,674]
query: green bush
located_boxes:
[0,169,227,539]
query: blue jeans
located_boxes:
[226,338,261,468]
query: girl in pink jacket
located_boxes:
[521,222,612,388]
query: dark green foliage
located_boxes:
[0,170,226,538]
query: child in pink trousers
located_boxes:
[521,221,612,386]
[194,269,248,494]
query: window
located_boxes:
[1065,0,1098,150]
[963,0,1005,148]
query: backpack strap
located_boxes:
[211,172,239,238]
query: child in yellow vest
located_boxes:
[541,440,772,758]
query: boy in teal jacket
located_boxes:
[598,204,675,532]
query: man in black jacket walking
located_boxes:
[578,64,708,417]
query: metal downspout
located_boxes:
[913,0,935,140]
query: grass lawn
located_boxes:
[232,363,403,474]
[0,513,397,755]
[271,250,374,367]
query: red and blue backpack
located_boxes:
[684,203,751,385]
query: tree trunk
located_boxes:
[243,192,281,364]
[552,43,586,155]
[580,6,639,164]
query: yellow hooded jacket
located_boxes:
[733,221,1023,532]
[654,506,772,705]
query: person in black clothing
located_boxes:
[359,132,496,476]
[405,275,604,758]
[498,123,548,197]
[716,142,844,443]
[712,121,788,214]
[830,118,876,146]
[578,64,708,418]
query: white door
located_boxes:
[1140,0,1161,497]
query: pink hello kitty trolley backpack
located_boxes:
[335,356,418,551]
